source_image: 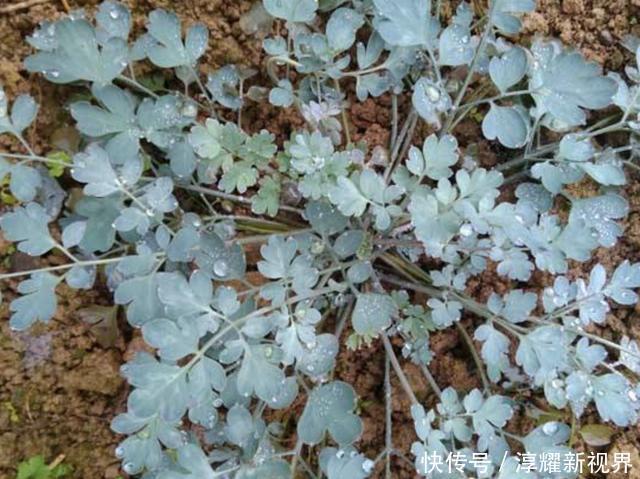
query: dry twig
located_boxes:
[0,0,51,14]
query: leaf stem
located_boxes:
[384,355,393,479]
[382,334,418,405]
[443,1,497,133]
[455,321,491,392]
[177,183,304,215]
[116,75,160,99]
[0,254,159,280]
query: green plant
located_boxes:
[16,455,71,479]
[2,1,640,477]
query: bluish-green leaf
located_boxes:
[482,103,529,148]
[9,164,41,202]
[489,47,527,92]
[9,273,58,330]
[372,0,438,47]
[530,46,617,126]
[25,18,127,84]
[146,9,208,68]
[264,0,318,23]
[352,293,397,336]
[0,202,54,256]
[298,381,362,445]
[326,8,364,52]
[439,24,474,66]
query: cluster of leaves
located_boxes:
[16,456,71,479]
[2,1,640,478]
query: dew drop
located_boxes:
[213,259,229,277]
[459,224,473,237]
[109,9,120,19]
[310,240,325,255]
[542,421,558,436]
[362,459,375,473]
[123,462,137,474]
[213,398,223,407]
[115,446,125,458]
[336,449,345,459]
[181,103,198,117]
[425,85,441,102]
[311,155,325,169]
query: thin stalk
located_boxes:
[343,62,390,78]
[624,160,640,172]
[189,65,214,105]
[443,1,497,133]
[15,134,37,157]
[390,94,399,150]
[418,363,442,398]
[382,334,418,405]
[459,90,531,110]
[449,90,531,132]
[334,79,352,145]
[10,154,70,168]
[0,254,160,280]
[116,75,160,99]
[178,183,304,215]
[212,466,241,477]
[290,439,302,479]
[296,457,319,479]
[55,244,80,263]
[455,321,491,392]
[120,187,153,215]
[334,300,354,339]
[384,110,418,183]
[234,228,312,245]
[384,355,392,479]
[397,115,419,170]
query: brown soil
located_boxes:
[0,242,126,477]
[523,0,640,69]
[1,0,640,478]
